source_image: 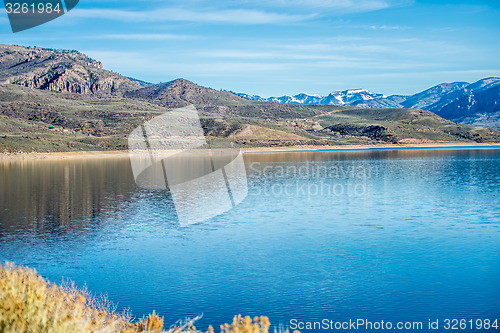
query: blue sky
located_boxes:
[1,0,500,96]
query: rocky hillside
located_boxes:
[0,44,142,95]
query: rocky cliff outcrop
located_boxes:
[0,44,141,95]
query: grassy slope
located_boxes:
[0,84,166,152]
[1,83,499,153]
[314,107,500,142]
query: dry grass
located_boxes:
[0,262,139,332]
[220,315,271,333]
[0,262,296,333]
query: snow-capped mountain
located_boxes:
[431,83,500,129]
[238,89,385,106]
[236,77,500,129]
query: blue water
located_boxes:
[1,148,499,331]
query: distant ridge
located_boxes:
[237,78,500,129]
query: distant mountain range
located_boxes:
[1,44,500,153]
[237,78,500,129]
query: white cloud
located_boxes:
[368,24,412,30]
[274,0,390,11]
[211,0,413,13]
[89,33,194,40]
[83,50,291,73]
[345,69,500,80]
[199,48,385,61]
[70,8,315,24]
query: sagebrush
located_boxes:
[0,262,296,333]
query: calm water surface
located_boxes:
[1,149,499,331]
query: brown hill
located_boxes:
[0,44,141,95]
[126,79,326,120]
[125,78,246,107]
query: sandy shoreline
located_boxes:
[241,142,500,153]
[1,142,500,161]
[0,150,131,161]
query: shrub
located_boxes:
[0,262,295,333]
[0,262,136,332]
